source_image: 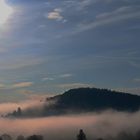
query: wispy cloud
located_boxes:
[132,78,140,83]
[0,55,43,70]
[42,77,54,81]
[116,87,140,95]
[77,0,93,10]
[63,0,96,11]
[0,82,33,90]
[12,82,33,88]
[42,73,73,81]
[73,5,140,34]
[58,74,73,78]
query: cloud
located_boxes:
[42,77,54,81]
[63,0,96,11]
[47,8,63,21]
[0,82,33,91]
[42,74,73,81]
[58,74,73,78]
[0,55,43,70]
[96,6,140,19]
[0,0,14,25]
[12,82,33,88]
[133,78,140,83]
[77,0,94,10]
[57,83,94,89]
[116,87,140,95]
[0,84,5,88]
[73,5,140,34]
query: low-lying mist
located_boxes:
[0,99,44,115]
[0,99,140,140]
[0,111,140,140]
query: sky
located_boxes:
[0,0,140,102]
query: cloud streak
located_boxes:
[0,82,33,90]
[0,55,43,70]
[13,82,33,88]
[73,5,140,34]
[58,74,73,78]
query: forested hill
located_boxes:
[7,88,140,118]
[46,88,140,112]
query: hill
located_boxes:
[7,88,140,117]
[45,88,140,112]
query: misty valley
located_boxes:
[0,88,140,140]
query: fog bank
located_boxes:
[0,110,140,140]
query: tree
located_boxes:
[17,107,22,116]
[27,135,43,140]
[77,129,86,140]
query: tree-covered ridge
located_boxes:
[46,88,140,112]
[7,88,140,118]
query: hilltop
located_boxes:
[7,88,140,117]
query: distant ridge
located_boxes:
[46,87,140,112]
[7,87,140,118]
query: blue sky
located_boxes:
[0,0,140,102]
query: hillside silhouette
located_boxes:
[7,87,140,117]
[45,88,140,112]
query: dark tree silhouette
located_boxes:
[1,134,12,140]
[17,107,22,115]
[27,135,43,140]
[77,129,87,140]
[97,138,103,140]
